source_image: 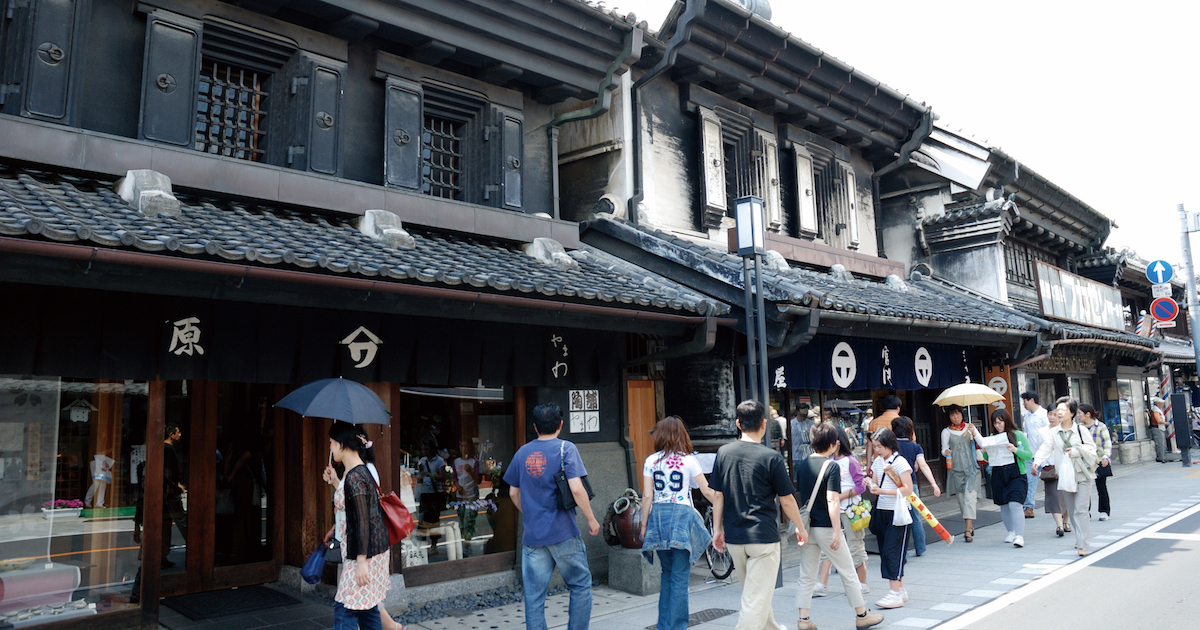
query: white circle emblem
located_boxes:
[831,342,857,388]
[914,347,933,387]
[988,376,1008,397]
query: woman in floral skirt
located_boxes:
[323,423,392,629]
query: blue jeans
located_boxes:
[907,504,927,556]
[333,602,382,630]
[522,536,592,630]
[656,549,690,630]
[1024,470,1038,510]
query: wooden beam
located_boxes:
[328,14,380,42]
[533,83,584,104]
[272,384,287,566]
[410,40,457,66]
[140,380,165,630]
[478,63,523,85]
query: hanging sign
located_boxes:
[1034,261,1125,331]
[1152,283,1173,299]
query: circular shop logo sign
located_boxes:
[988,376,1008,397]
[914,347,933,387]
[831,342,857,388]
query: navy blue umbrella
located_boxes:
[275,378,390,425]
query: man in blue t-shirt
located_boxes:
[504,403,600,630]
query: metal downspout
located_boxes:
[872,110,934,258]
[547,27,643,219]
[628,0,706,224]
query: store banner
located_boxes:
[769,335,975,391]
[0,285,620,387]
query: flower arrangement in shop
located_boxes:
[486,461,505,484]
[449,498,498,540]
[42,499,84,510]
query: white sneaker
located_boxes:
[860,582,870,595]
[1099,513,1109,521]
[899,588,909,602]
[1004,531,1016,544]
[875,591,904,609]
[1013,536,1024,548]
[812,583,829,598]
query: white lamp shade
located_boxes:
[735,195,765,255]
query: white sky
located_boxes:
[632,0,1200,270]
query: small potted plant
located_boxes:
[41,499,84,520]
[450,498,498,557]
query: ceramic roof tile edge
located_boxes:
[921,198,1017,227]
[571,245,731,317]
[0,164,715,318]
[584,215,1038,330]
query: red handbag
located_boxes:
[375,480,415,545]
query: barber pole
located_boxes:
[884,468,953,544]
[1136,313,1146,336]
[1162,368,1175,439]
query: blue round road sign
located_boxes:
[1146,260,1175,285]
[1151,297,1178,321]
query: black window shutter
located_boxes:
[283,53,344,176]
[490,105,523,209]
[138,10,202,147]
[14,0,91,123]
[384,77,423,190]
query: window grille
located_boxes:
[422,115,463,200]
[195,60,269,162]
[1004,240,1056,287]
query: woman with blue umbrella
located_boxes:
[277,379,399,630]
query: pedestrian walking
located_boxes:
[794,423,884,630]
[504,403,601,630]
[940,405,981,542]
[323,424,391,629]
[791,408,817,466]
[891,416,940,557]
[1150,397,1168,463]
[864,396,901,478]
[1033,398,1097,556]
[814,427,871,597]
[1079,403,1113,520]
[1020,392,1049,519]
[638,416,716,630]
[710,400,807,630]
[1037,406,1068,536]
[982,409,1031,548]
[865,428,913,609]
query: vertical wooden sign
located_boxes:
[984,365,1016,421]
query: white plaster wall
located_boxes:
[641,106,696,233]
[932,243,1008,302]
[850,152,878,257]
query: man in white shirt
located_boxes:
[1020,392,1049,518]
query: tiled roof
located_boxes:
[584,217,1036,330]
[920,198,1016,226]
[0,164,727,317]
[1157,336,1196,363]
[1052,320,1158,348]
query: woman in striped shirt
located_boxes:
[1079,404,1113,521]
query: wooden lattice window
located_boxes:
[195,60,269,162]
[422,115,463,200]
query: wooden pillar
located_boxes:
[140,381,165,630]
[365,383,394,495]
[185,382,217,592]
[272,385,286,565]
[514,387,527,449]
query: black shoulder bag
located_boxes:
[555,440,595,510]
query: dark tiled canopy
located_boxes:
[0,164,727,317]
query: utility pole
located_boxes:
[1177,204,1199,466]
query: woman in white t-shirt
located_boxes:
[639,416,717,630]
[865,428,914,610]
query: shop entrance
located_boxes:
[157,381,284,597]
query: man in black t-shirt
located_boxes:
[794,424,884,629]
[711,400,806,630]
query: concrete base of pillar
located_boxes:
[607,547,659,596]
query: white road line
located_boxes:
[990,578,1030,585]
[1093,535,1122,540]
[1107,529,1135,534]
[1143,532,1200,542]
[893,618,940,628]
[931,501,1200,630]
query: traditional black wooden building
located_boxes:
[0,0,741,626]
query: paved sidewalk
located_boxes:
[404,460,1200,630]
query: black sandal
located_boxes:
[964,528,974,543]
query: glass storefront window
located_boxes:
[1106,379,1145,442]
[1069,377,1094,407]
[396,388,516,571]
[0,376,145,625]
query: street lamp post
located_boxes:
[734,196,771,419]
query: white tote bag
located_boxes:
[885,456,913,526]
[1057,436,1078,493]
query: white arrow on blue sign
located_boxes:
[1147,260,1175,285]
